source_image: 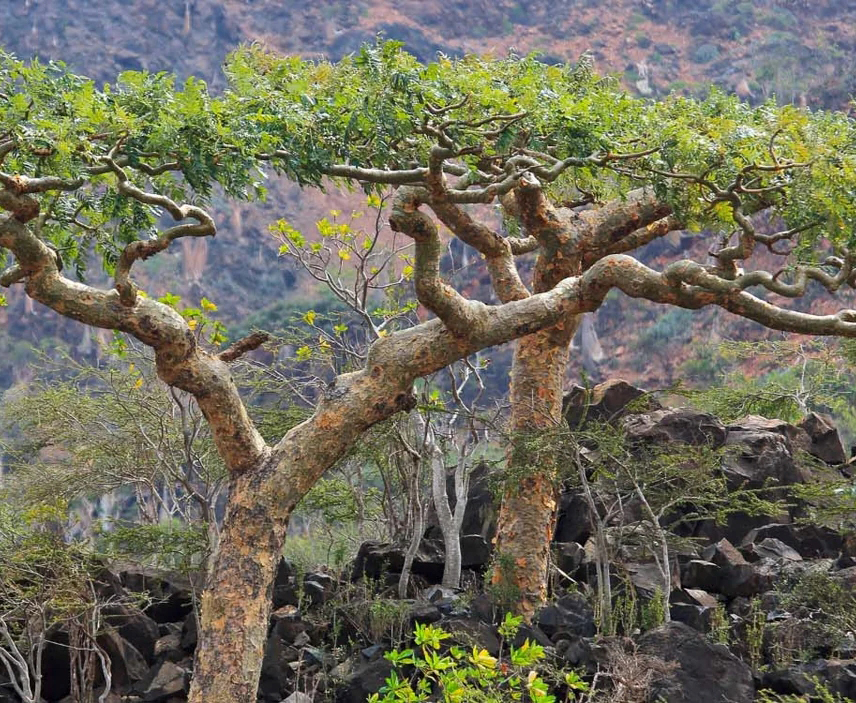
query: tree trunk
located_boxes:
[188,455,289,703]
[491,321,576,619]
[433,451,467,590]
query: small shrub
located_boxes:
[692,43,721,64]
[369,615,590,702]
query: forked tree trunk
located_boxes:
[491,322,576,619]
[433,451,468,590]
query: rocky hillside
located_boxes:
[21,381,856,701]
[3,0,856,394]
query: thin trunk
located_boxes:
[491,323,576,619]
[577,447,613,633]
[635,484,672,624]
[433,450,468,590]
[399,485,425,599]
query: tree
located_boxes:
[3,43,856,702]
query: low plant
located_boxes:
[368,614,590,702]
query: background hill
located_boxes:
[3,0,856,396]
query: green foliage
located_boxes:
[97,521,209,574]
[685,340,856,447]
[369,616,588,702]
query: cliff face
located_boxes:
[2,0,856,392]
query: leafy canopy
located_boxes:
[3,40,856,281]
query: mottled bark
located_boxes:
[491,323,576,618]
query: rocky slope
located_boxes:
[16,381,856,701]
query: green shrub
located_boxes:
[692,43,721,64]
[368,614,590,702]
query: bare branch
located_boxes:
[218,332,271,362]
[389,187,481,336]
[102,151,215,306]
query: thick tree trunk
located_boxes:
[187,456,288,703]
[491,321,577,619]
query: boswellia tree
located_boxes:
[4,41,856,701]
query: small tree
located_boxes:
[0,501,119,703]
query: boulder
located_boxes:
[798,412,846,465]
[535,592,596,640]
[351,541,405,581]
[741,537,802,563]
[153,632,183,663]
[554,542,585,576]
[563,379,655,428]
[132,660,188,702]
[331,654,392,703]
[742,523,843,559]
[702,539,772,597]
[273,557,298,609]
[259,636,299,702]
[553,492,592,545]
[442,617,502,655]
[622,408,727,447]
[681,560,722,593]
[103,603,160,663]
[638,621,754,703]
[723,416,805,490]
[98,627,149,691]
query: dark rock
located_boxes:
[408,601,442,625]
[460,534,492,568]
[798,412,846,464]
[670,603,712,632]
[133,660,188,702]
[423,585,456,604]
[670,588,719,608]
[622,408,727,447]
[554,635,593,667]
[741,537,802,563]
[40,625,72,700]
[273,557,298,608]
[535,592,596,639]
[331,655,392,703]
[554,542,585,576]
[442,617,502,656]
[723,416,805,490]
[103,603,160,663]
[180,611,197,652]
[153,632,183,663]
[303,646,335,669]
[742,523,843,559]
[270,609,307,645]
[118,570,194,625]
[302,579,331,606]
[553,492,592,545]
[681,560,722,593]
[351,541,405,581]
[702,539,772,597]
[763,659,856,700]
[98,627,149,691]
[470,592,497,624]
[511,623,553,650]
[259,636,298,702]
[563,379,654,429]
[638,621,753,703]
